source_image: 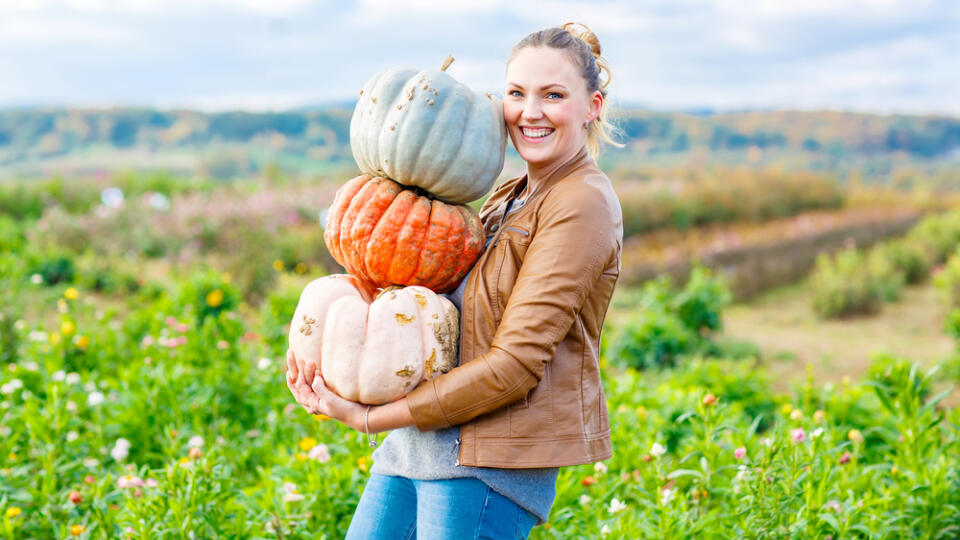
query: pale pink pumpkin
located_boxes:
[288,274,459,405]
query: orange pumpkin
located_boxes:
[324,175,483,293]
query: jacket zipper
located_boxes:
[452,437,461,465]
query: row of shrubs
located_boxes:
[616,168,845,237]
[808,210,960,318]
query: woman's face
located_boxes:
[504,47,601,168]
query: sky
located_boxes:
[0,0,957,115]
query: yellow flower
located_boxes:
[273,259,284,272]
[50,332,62,345]
[74,335,90,350]
[357,456,369,472]
[61,321,76,337]
[702,394,718,407]
[313,414,330,422]
[4,506,22,518]
[58,298,68,313]
[64,287,79,300]
[813,410,826,423]
[297,452,308,462]
[8,452,17,461]
[790,409,804,421]
[221,272,232,284]
[69,524,86,536]
[635,406,648,419]
[206,289,224,308]
[295,262,307,274]
[891,466,898,475]
[841,376,851,386]
[780,403,793,415]
[848,429,864,444]
[299,437,318,452]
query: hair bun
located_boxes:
[561,22,602,59]
[561,21,610,91]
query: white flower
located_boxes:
[87,391,105,407]
[30,273,43,284]
[600,524,611,536]
[0,401,9,409]
[115,438,131,450]
[650,442,667,458]
[84,382,96,393]
[66,373,81,385]
[308,443,331,463]
[762,437,773,448]
[28,330,48,342]
[67,431,79,442]
[258,357,273,371]
[0,426,11,437]
[594,461,608,474]
[579,494,591,505]
[282,482,298,493]
[811,427,824,440]
[20,390,33,401]
[1,379,23,395]
[83,457,99,468]
[52,370,66,382]
[111,445,129,462]
[660,488,675,505]
[283,492,305,502]
[188,436,204,448]
[23,362,38,372]
[609,498,627,514]
[66,401,78,413]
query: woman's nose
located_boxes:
[521,98,543,121]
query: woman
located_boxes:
[286,22,623,539]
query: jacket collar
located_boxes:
[510,146,595,201]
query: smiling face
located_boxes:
[504,47,602,168]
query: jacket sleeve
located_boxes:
[405,178,619,431]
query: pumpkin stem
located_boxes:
[376,285,404,300]
[440,55,455,72]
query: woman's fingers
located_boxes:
[286,349,298,384]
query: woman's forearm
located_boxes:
[365,397,416,434]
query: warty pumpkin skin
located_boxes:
[349,57,507,205]
[288,274,459,405]
[324,174,483,293]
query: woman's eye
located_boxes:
[546,92,564,100]
[508,90,523,98]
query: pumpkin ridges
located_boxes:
[386,195,432,284]
[336,177,378,278]
[364,189,415,285]
[408,201,455,290]
[325,175,369,265]
[343,178,401,282]
[437,205,482,292]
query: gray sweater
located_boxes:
[370,196,559,524]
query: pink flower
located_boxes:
[734,446,746,460]
[308,443,331,463]
[165,316,177,326]
[117,475,145,488]
[216,340,229,350]
[839,451,851,465]
[140,335,154,347]
[175,323,190,333]
[790,428,805,444]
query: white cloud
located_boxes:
[0,0,314,16]
[0,15,136,45]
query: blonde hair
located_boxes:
[509,22,623,159]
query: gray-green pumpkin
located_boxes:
[349,56,507,205]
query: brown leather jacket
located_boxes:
[406,147,623,468]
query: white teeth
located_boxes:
[521,127,553,138]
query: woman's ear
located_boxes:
[587,90,603,123]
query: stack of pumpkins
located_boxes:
[288,57,507,405]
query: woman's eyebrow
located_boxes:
[506,83,568,91]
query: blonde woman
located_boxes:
[287,22,623,539]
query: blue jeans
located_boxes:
[345,473,539,540]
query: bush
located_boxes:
[934,246,960,309]
[808,248,879,318]
[606,267,732,369]
[877,239,929,284]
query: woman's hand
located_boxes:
[285,349,365,431]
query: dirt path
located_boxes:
[723,281,958,401]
